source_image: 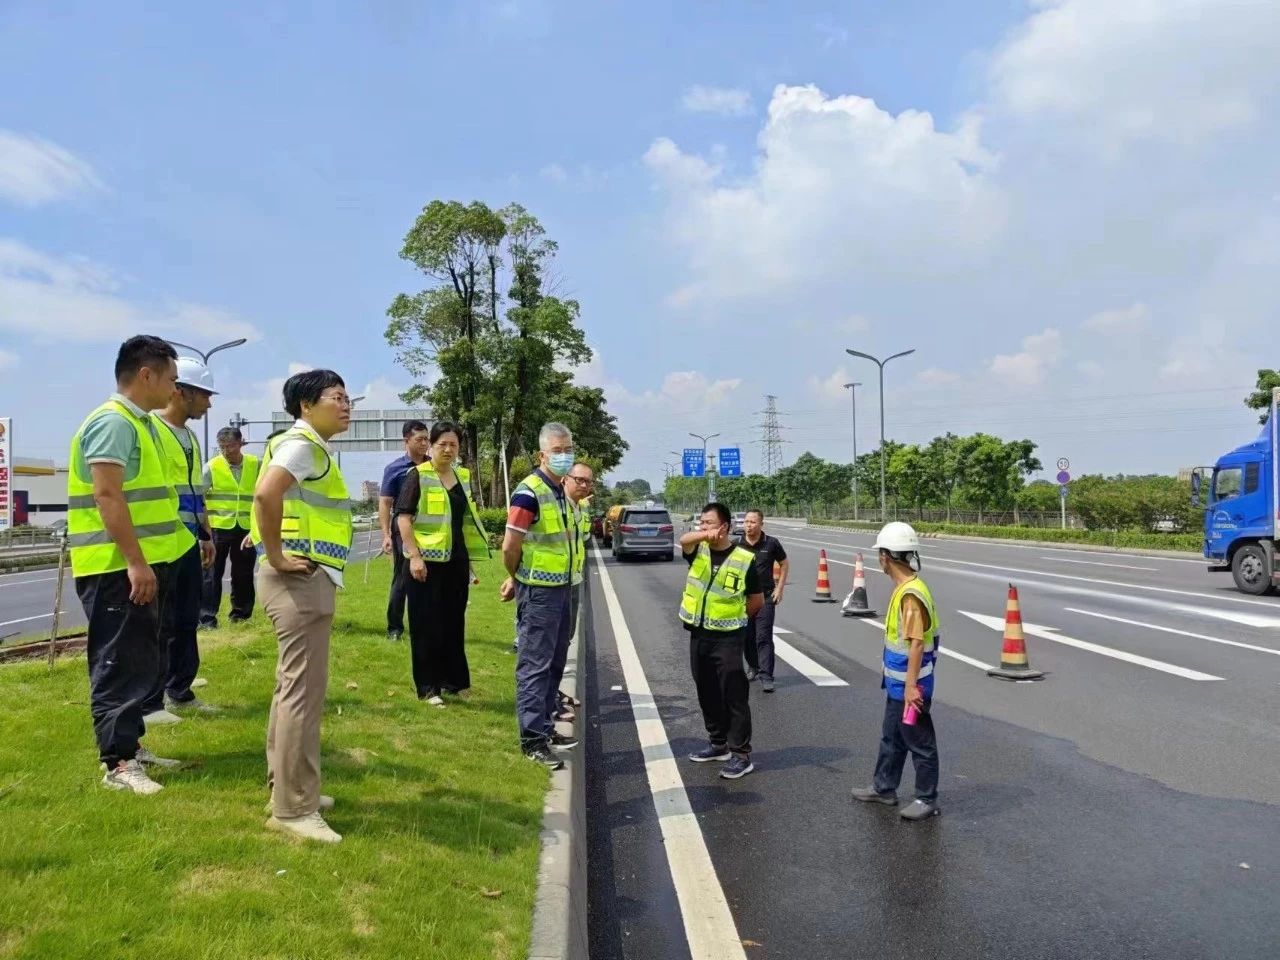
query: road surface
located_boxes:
[583,521,1280,960]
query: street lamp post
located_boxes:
[846,348,915,522]
[689,432,720,502]
[843,382,861,521]
[164,337,249,456]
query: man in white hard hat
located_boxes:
[143,356,220,723]
[850,521,942,820]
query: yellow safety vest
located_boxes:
[568,497,591,585]
[66,400,184,577]
[678,542,754,631]
[410,463,490,562]
[514,472,572,587]
[249,427,353,571]
[206,454,261,530]
[882,576,940,699]
[150,415,200,557]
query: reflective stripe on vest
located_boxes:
[150,415,202,555]
[206,454,260,529]
[569,499,588,585]
[678,542,753,631]
[66,401,184,576]
[248,427,353,571]
[514,472,571,587]
[882,577,940,700]
[409,464,490,563]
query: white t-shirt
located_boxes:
[262,420,344,588]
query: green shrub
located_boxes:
[819,519,1201,553]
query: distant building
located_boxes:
[12,458,68,527]
[1177,467,1194,484]
[360,480,380,502]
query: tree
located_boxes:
[539,371,628,474]
[887,445,939,518]
[956,434,1040,521]
[925,433,965,521]
[1245,369,1280,424]
[774,452,855,507]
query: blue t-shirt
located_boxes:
[381,454,425,542]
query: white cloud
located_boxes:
[989,327,1062,387]
[0,238,261,345]
[806,365,856,403]
[0,130,101,207]
[989,0,1280,149]
[539,163,567,183]
[916,367,962,386]
[681,85,753,117]
[1083,302,1150,332]
[356,376,407,408]
[645,85,1006,306]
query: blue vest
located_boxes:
[882,577,939,701]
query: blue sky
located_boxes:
[2,0,1278,490]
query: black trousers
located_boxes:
[406,555,471,697]
[144,543,202,709]
[386,533,409,634]
[690,629,752,756]
[743,598,776,679]
[77,562,175,767]
[873,695,939,803]
[201,525,255,622]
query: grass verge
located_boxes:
[815,519,1202,553]
[0,554,544,960]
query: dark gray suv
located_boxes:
[612,507,675,561]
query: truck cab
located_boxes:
[1196,390,1279,595]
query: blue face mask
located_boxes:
[547,453,574,477]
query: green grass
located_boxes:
[816,519,1202,553]
[0,555,544,960]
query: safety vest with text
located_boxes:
[66,400,184,577]
[882,576,940,700]
[410,463,490,562]
[678,542,754,631]
[206,454,261,530]
[249,427,353,571]
[513,472,572,587]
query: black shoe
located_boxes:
[720,756,754,780]
[197,618,217,631]
[689,745,731,763]
[850,786,899,805]
[761,677,775,693]
[524,744,564,770]
[550,731,579,750]
[228,614,250,624]
[387,630,403,642]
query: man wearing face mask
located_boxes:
[500,422,579,770]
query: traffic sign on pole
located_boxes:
[682,448,705,477]
[717,447,742,477]
[1056,470,1071,485]
[1056,457,1070,472]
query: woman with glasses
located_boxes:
[252,370,353,844]
[395,421,490,705]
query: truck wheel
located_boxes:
[1231,544,1273,595]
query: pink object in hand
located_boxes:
[902,702,920,726]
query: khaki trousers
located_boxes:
[259,565,336,818]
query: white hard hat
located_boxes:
[175,356,218,395]
[874,521,920,554]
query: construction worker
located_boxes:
[851,521,942,821]
[501,422,579,770]
[735,508,788,692]
[200,426,260,627]
[379,419,430,641]
[68,335,185,795]
[679,502,763,780]
[145,357,219,723]
[252,369,354,844]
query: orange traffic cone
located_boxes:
[841,553,876,618]
[812,550,836,603]
[987,584,1044,681]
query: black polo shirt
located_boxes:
[734,533,787,594]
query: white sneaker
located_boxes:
[267,811,342,844]
[102,759,163,795]
[190,677,209,689]
[426,695,445,707]
[136,746,182,769]
[143,709,182,726]
[167,696,221,716]
[264,794,335,814]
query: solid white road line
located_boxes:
[1041,557,1157,572]
[0,612,62,628]
[769,630,848,686]
[1065,607,1280,658]
[852,617,996,672]
[592,545,747,960]
[0,576,58,588]
[958,611,1223,681]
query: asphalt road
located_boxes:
[0,529,385,641]
[584,522,1280,960]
